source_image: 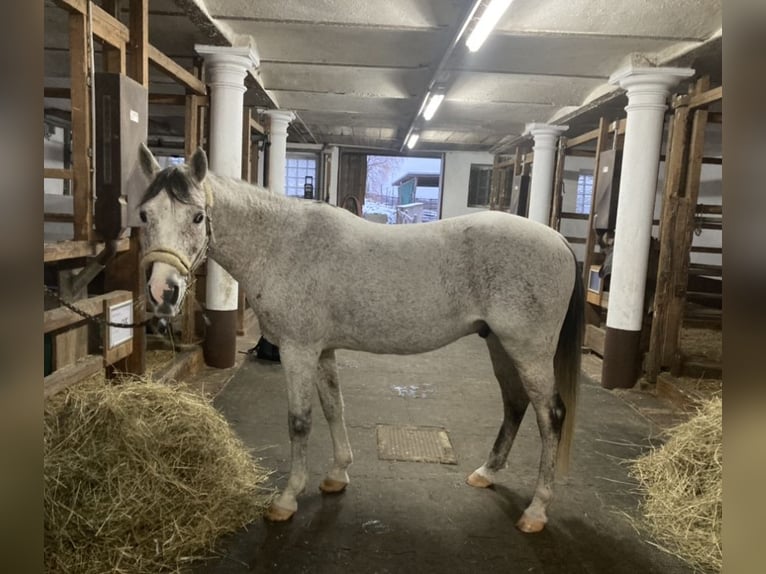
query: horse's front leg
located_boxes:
[264,345,320,522]
[315,349,353,493]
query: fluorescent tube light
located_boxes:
[423,93,445,121]
[406,133,420,149]
[466,0,513,53]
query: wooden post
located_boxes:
[488,154,502,210]
[129,0,148,86]
[242,109,253,182]
[646,77,713,380]
[101,0,126,73]
[549,136,567,229]
[667,78,711,374]
[69,11,93,241]
[182,93,202,344]
[107,0,149,375]
[580,118,610,326]
[581,118,609,286]
[647,97,690,381]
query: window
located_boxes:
[285,155,318,197]
[467,164,493,207]
[576,173,594,214]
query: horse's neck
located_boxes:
[205,175,286,284]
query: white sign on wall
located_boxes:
[108,300,133,349]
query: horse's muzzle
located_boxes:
[147,262,187,318]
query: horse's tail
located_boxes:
[554,252,584,476]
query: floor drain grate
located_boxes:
[376,425,457,464]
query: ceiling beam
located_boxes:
[398,0,483,152]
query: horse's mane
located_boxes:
[140,167,198,206]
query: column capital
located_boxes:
[265,110,296,136]
[609,66,695,112]
[524,123,568,139]
[524,123,568,153]
[195,44,258,92]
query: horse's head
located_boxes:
[138,143,211,318]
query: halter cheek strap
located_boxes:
[140,180,215,278]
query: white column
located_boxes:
[525,123,568,224]
[602,65,694,389]
[264,110,295,195]
[195,44,258,367]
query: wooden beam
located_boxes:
[560,212,590,220]
[697,203,722,215]
[44,87,71,99]
[44,213,75,223]
[565,119,626,149]
[44,238,130,263]
[69,11,93,241]
[54,0,130,48]
[44,355,103,399]
[148,45,207,96]
[129,0,148,86]
[44,168,73,180]
[566,148,597,158]
[689,85,722,109]
[250,116,266,135]
[44,290,131,333]
[690,245,722,254]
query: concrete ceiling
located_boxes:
[44,0,722,152]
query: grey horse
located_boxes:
[138,145,584,533]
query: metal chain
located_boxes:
[44,285,155,329]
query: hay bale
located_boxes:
[44,377,272,573]
[630,397,722,573]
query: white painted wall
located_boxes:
[441,150,494,219]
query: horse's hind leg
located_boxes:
[467,333,529,488]
[512,350,564,534]
[264,345,320,522]
[315,350,353,494]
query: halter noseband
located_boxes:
[140,180,215,279]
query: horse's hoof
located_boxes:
[264,503,296,522]
[319,478,348,494]
[516,512,546,533]
[466,471,493,488]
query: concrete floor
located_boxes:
[193,334,692,574]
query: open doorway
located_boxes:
[337,152,443,224]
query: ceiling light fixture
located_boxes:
[423,93,445,121]
[465,0,513,53]
[406,133,420,149]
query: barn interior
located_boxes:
[43,1,723,572]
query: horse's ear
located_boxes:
[189,147,208,183]
[139,142,161,178]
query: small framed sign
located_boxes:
[103,292,134,365]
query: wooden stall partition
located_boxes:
[646,78,720,381]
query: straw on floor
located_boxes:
[44,376,272,573]
[630,396,722,573]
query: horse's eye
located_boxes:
[193,212,205,224]
[139,211,147,223]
